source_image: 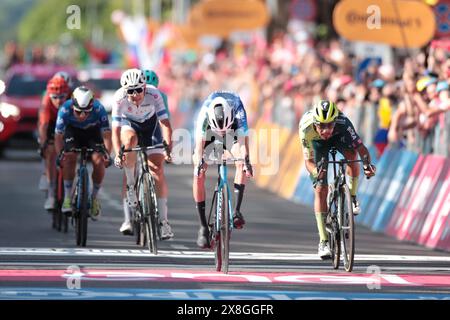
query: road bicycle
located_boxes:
[198,149,245,274]
[68,146,108,247]
[321,147,368,272]
[119,142,168,255]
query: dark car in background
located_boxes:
[0,64,77,154]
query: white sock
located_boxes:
[157,198,168,221]
[123,198,131,223]
[64,180,73,200]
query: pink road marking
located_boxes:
[0,269,450,287]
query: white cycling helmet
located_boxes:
[72,86,94,112]
[206,96,235,133]
[120,68,146,89]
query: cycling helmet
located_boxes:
[313,100,339,124]
[206,96,235,133]
[72,86,94,112]
[416,77,437,92]
[47,76,70,95]
[53,71,73,88]
[144,69,159,87]
[120,68,146,89]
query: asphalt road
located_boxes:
[0,149,449,301]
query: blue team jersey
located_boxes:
[55,99,111,134]
[195,91,249,139]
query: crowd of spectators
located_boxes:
[158,27,450,158]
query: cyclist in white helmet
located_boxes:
[112,69,174,240]
[54,86,112,219]
[193,91,253,248]
[118,69,172,236]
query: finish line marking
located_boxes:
[1,247,450,262]
[0,288,449,300]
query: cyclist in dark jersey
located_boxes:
[299,100,376,259]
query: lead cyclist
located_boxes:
[298,100,376,259]
[193,91,253,249]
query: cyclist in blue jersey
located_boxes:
[54,86,112,219]
[193,91,253,248]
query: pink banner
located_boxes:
[423,167,450,251]
[385,156,425,237]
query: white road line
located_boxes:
[170,245,190,250]
[0,262,449,272]
[1,247,450,262]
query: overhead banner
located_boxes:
[188,0,269,37]
[333,0,436,48]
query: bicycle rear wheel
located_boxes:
[140,173,158,254]
[340,184,355,272]
[76,168,89,247]
[220,187,231,274]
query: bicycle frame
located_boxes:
[215,161,234,233]
[120,142,166,252]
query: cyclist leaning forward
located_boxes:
[54,86,112,219]
[112,69,174,240]
[193,91,253,249]
[298,100,376,259]
[39,75,72,210]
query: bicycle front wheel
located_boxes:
[340,184,354,272]
[141,173,158,255]
[220,187,230,274]
[78,168,89,247]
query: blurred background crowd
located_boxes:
[0,0,449,158]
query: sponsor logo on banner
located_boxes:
[333,0,436,48]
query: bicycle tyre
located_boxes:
[214,189,223,272]
[330,197,341,270]
[80,169,89,247]
[220,186,230,274]
[141,173,158,254]
[340,184,355,272]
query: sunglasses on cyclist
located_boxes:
[50,93,66,100]
[127,87,144,95]
[74,109,92,116]
[315,122,335,130]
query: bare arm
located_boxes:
[112,125,122,156]
[159,118,172,151]
[102,130,112,155]
[55,133,64,155]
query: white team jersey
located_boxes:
[111,85,168,127]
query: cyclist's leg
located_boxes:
[61,126,78,212]
[43,123,57,209]
[88,128,107,218]
[229,136,246,228]
[44,141,57,209]
[336,142,361,214]
[120,123,138,206]
[120,172,133,233]
[193,136,212,248]
[311,140,331,255]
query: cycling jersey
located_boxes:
[299,110,362,160]
[195,91,249,140]
[111,85,168,127]
[39,94,67,140]
[55,100,110,135]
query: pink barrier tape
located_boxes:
[385,155,426,238]
[423,167,450,251]
[386,155,449,244]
